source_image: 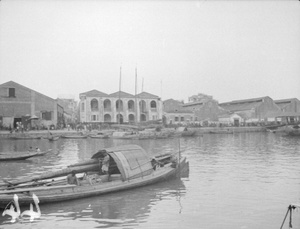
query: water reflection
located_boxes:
[0,133,299,229]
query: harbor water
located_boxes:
[0,132,299,229]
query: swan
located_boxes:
[2,194,21,223]
[21,193,41,222]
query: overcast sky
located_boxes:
[0,0,299,103]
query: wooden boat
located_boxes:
[47,136,60,141]
[0,149,52,161]
[176,127,196,137]
[0,145,189,208]
[111,131,139,139]
[61,135,88,139]
[9,135,42,140]
[284,125,300,136]
[209,129,234,134]
[89,133,110,139]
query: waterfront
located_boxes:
[0,132,299,229]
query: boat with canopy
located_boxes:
[0,144,189,208]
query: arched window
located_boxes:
[139,100,147,113]
[104,99,111,111]
[150,100,157,109]
[128,100,135,111]
[91,99,99,111]
[128,114,135,122]
[116,100,123,111]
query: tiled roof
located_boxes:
[136,91,159,99]
[109,91,135,98]
[80,89,108,97]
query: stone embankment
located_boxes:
[0,127,267,138]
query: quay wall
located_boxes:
[0,127,266,139]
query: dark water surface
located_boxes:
[0,132,299,229]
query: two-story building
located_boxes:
[0,81,64,130]
[79,90,162,124]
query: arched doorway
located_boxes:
[104,114,111,122]
[116,114,123,124]
[140,114,146,122]
[128,114,135,122]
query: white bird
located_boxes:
[21,193,41,222]
[2,194,21,223]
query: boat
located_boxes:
[284,124,300,136]
[0,149,52,161]
[209,129,234,134]
[89,132,110,139]
[61,135,88,139]
[47,136,60,141]
[0,145,189,208]
[9,135,42,140]
[175,127,196,137]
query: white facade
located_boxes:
[79,90,163,123]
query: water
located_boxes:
[0,132,299,229]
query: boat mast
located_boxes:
[118,66,121,124]
[135,67,138,125]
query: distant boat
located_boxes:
[89,133,110,139]
[209,129,234,134]
[284,124,300,136]
[0,150,52,161]
[47,136,60,141]
[175,127,196,137]
[0,145,189,208]
[61,135,88,139]
[9,135,42,140]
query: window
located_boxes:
[91,115,98,121]
[9,88,15,97]
[181,117,184,121]
[91,99,99,111]
[175,117,179,121]
[42,112,51,120]
[81,102,85,112]
[150,101,157,108]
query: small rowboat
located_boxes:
[47,136,60,141]
[0,149,52,161]
[89,133,109,139]
[0,145,189,208]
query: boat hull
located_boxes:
[0,158,188,208]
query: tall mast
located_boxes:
[118,66,121,124]
[135,67,138,124]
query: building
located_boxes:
[274,98,300,123]
[0,81,64,130]
[183,93,220,122]
[57,98,78,127]
[219,96,280,123]
[218,113,243,126]
[163,99,194,125]
[79,90,162,124]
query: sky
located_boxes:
[0,0,299,103]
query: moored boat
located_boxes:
[0,145,189,208]
[0,149,52,161]
[61,135,88,139]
